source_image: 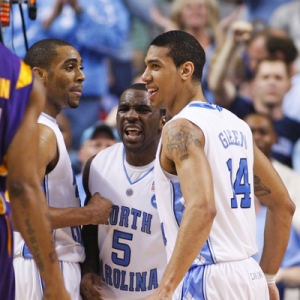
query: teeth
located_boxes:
[127,127,139,131]
[148,89,157,93]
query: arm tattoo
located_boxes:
[166,124,202,161]
[25,218,45,271]
[254,175,271,197]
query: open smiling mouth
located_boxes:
[148,89,158,100]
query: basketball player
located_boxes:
[12,38,112,300]
[141,30,295,300]
[0,41,70,299]
[80,83,167,300]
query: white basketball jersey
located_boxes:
[89,143,167,300]
[155,101,257,267]
[14,113,85,263]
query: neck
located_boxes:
[125,151,156,167]
[125,138,159,166]
[169,83,206,116]
[44,103,61,119]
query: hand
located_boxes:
[85,192,113,225]
[80,273,103,300]
[268,283,280,300]
[230,20,253,44]
[43,286,71,300]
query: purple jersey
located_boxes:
[0,42,33,300]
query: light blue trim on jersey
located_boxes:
[42,175,50,206]
[40,271,45,294]
[22,243,33,259]
[122,148,154,185]
[177,264,207,300]
[189,102,222,111]
[206,237,217,264]
[171,181,184,227]
[171,181,216,266]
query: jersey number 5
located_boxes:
[227,158,251,209]
[112,230,133,267]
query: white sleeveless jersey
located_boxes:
[155,101,257,267]
[14,113,84,263]
[89,143,167,300]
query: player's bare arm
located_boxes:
[81,221,102,300]
[253,144,295,275]
[36,132,112,229]
[8,75,70,299]
[80,155,103,300]
[151,119,216,298]
[81,222,102,300]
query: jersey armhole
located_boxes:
[82,155,96,206]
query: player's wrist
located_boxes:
[264,273,276,285]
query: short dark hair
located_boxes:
[266,34,298,65]
[24,38,73,69]
[126,83,147,91]
[123,83,166,116]
[247,29,298,65]
[150,30,206,83]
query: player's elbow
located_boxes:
[201,201,217,223]
[287,196,296,217]
[276,194,295,219]
[209,204,217,221]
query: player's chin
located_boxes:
[122,139,143,151]
[68,99,80,109]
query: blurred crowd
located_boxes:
[2,0,300,299]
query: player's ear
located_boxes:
[32,67,47,84]
[158,113,167,134]
[180,61,194,81]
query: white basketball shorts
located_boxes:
[14,257,82,300]
[174,257,269,300]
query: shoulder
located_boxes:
[162,118,204,154]
[37,123,58,159]
[94,142,122,161]
[86,143,123,174]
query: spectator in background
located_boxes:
[269,1,300,128]
[270,1,300,72]
[225,0,294,23]
[209,23,300,169]
[108,0,156,100]
[244,113,300,234]
[76,122,116,206]
[209,21,298,99]
[3,0,130,154]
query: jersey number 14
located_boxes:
[227,158,251,209]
